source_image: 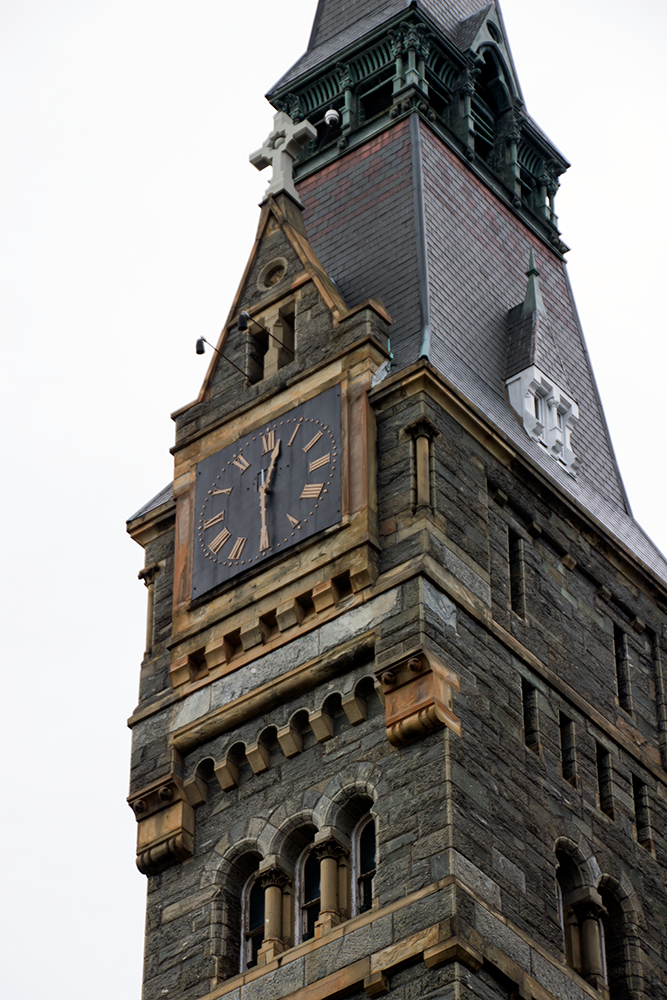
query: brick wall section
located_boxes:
[419,120,627,512]
[297,120,422,365]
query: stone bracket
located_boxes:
[128,775,194,876]
[375,647,461,747]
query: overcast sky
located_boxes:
[1,1,665,997]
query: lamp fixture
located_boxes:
[195,336,259,383]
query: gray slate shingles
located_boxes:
[271,0,493,93]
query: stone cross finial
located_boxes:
[250,111,317,206]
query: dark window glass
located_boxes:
[358,819,376,914]
[302,851,320,941]
[245,879,264,969]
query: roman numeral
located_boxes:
[232,454,250,473]
[300,483,323,499]
[286,514,300,528]
[309,453,330,473]
[260,526,269,551]
[211,487,233,496]
[288,423,301,446]
[303,431,323,453]
[261,431,275,455]
[229,537,247,560]
[209,528,231,555]
[204,511,225,529]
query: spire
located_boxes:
[520,248,546,319]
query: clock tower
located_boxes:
[127,3,667,1000]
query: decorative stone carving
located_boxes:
[250,111,317,206]
[506,364,580,475]
[128,776,194,876]
[375,648,461,747]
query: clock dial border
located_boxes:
[192,385,342,599]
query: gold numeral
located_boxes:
[204,511,225,530]
[261,431,275,455]
[229,537,247,560]
[287,514,300,528]
[309,453,330,473]
[303,431,323,453]
[209,528,231,555]
[288,423,301,446]
[232,454,250,473]
[300,483,323,499]
[212,487,233,496]
[260,526,270,551]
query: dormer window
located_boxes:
[506,364,580,476]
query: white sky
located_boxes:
[1,1,665,997]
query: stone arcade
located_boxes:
[127,3,667,999]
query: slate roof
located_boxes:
[127,483,174,524]
[271,0,494,93]
[295,115,667,588]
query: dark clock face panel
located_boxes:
[192,385,342,599]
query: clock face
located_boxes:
[192,385,342,599]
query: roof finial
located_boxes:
[520,247,546,319]
[249,111,317,207]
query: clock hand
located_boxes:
[263,439,281,494]
[258,440,280,552]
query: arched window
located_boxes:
[472,50,512,163]
[354,816,376,915]
[299,848,320,943]
[242,874,265,971]
[600,886,633,1000]
[555,850,606,991]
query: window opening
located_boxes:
[560,713,576,784]
[632,774,652,849]
[521,678,540,751]
[596,743,615,818]
[243,877,265,971]
[613,624,632,712]
[301,850,320,942]
[357,818,376,914]
[508,529,526,616]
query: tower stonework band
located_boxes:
[126,3,667,1000]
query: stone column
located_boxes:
[262,307,293,379]
[313,830,349,937]
[578,903,606,989]
[138,563,160,656]
[257,858,290,966]
[406,417,438,511]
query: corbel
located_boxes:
[342,692,367,725]
[214,755,240,791]
[240,617,270,651]
[375,647,461,747]
[246,740,270,774]
[348,546,379,594]
[309,708,335,742]
[205,635,234,670]
[277,721,303,757]
[276,597,305,631]
[128,774,194,876]
[170,651,206,687]
[405,417,439,510]
[312,579,340,613]
[364,972,390,998]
